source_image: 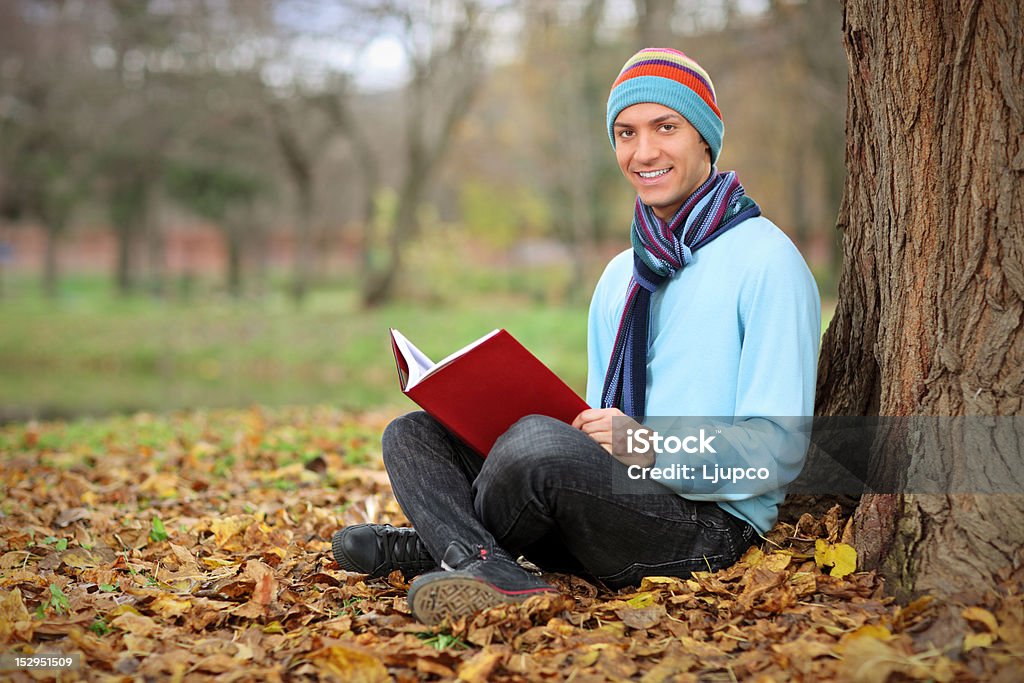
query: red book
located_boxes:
[390,328,590,456]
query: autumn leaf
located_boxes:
[308,643,390,683]
[1,408,1016,682]
[814,538,857,577]
[961,606,998,633]
[0,588,34,642]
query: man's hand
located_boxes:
[572,408,654,467]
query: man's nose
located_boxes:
[635,132,659,163]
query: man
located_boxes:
[332,47,820,625]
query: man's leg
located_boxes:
[380,411,493,561]
[475,415,756,589]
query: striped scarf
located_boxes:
[600,170,760,419]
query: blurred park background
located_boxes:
[0,0,845,423]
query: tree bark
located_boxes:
[360,2,485,308]
[635,0,675,48]
[818,0,1024,598]
[42,223,59,299]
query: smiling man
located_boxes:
[331,47,820,626]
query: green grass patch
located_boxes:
[0,275,589,420]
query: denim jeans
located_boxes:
[382,411,756,589]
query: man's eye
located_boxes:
[660,124,676,132]
[618,129,634,139]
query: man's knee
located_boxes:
[483,415,584,487]
[490,414,568,463]
[382,411,438,465]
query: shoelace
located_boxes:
[379,529,427,567]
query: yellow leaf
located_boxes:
[626,591,657,608]
[310,644,389,683]
[963,632,995,652]
[574,647,602,667]
[763,552,792,572]
[209,515,252,549]
[961,606,999,633]
[637,576,685,592]
[841,624,893,644]
[0,588,33,641]
[739,546,765,567]
[150,595,192,619]
[263,621,285,634]
[815,539,857,577]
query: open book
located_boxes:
[390,328,589,456]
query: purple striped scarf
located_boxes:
[600,170,760,419]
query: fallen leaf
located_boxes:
[963,631,995,652]
[457,649,504,683]
[615,604,666,630]
[961,606,998,634]
[308,643,390,683]
[815,539,857,578]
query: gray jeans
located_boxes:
[382,411,756,589]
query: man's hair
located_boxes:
[606,47,723,165]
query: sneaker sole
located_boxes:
[408,573,555,625]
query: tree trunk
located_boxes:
[817,0,1024,598]
[225,214,244,299]
[362,167,422,308]
[290,184,313,306]
[144,183,165,298]
[114,220,135,296]
[42,221,60,299]
[635,0,675,48]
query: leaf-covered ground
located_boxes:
[1,408,1021,681]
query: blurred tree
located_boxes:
[817,0,1023,599]
[91,0,191,297]
[264,92,345,305]
[635,0,675,48]
[348,0,491,307]
[164,161,267,297]
[0,0,91,297]
[517,0,621,299]
[768,0,846,263]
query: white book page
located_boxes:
[390,329,435,389]
[392,328,502,390]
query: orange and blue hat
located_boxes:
[606,47,723,164]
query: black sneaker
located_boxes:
[331,524,435,579]
[407,541,557,624]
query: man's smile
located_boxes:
[636,168,671,182]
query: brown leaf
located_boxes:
[308,643,390,683]
[111,611,162,638]
[0,588,34,642]
[55,507,92,527]
[615,604,666,630]
[457,649,504,683]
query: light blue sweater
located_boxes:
[586,216,821,534]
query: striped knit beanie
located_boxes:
[606,47,723,164]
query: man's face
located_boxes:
[613,102,712,221]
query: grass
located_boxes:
[0,269,835,422]
[0,273,590,421]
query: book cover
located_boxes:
[390,328,589,456]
